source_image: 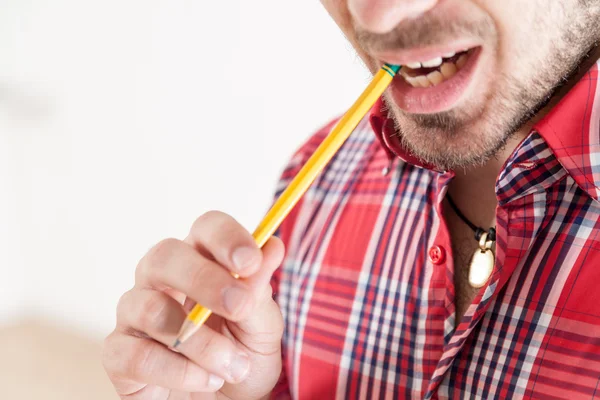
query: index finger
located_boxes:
[184,211,262,278]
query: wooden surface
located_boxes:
[0,320,119,400]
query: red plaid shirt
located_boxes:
[271,61,600,399]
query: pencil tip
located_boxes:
[172,339,181,349]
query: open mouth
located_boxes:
[399,48,474,88]
[377,45,482,114]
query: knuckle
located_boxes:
[272,307,285,338]
[187,262,215,294]
[137,292,168,331]
[127,339,155,379]
[102,333,138,379]
[178,359,197,389]
[101,333,118,373]
[193,332,220,360]
[147,238,180,265]
[263,283,274,300]
[192,211,235,234]
[115,290,133,324]
[136,238,180,279]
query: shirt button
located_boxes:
[429,245,446,265]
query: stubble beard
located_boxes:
[378,9,599,171]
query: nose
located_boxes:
[348,0,439,34]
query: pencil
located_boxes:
[173,63,401,348]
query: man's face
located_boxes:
[322,0,599,170]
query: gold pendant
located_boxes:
[468,232,495,288]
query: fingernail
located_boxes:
[228,352,250,382]
[208,374,225,390]
[232,246,259,272]
[223,286,249,316]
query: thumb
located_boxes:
[181,236,284,315]
[225,236,285,353]
[245,236,285,297]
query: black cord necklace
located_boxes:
[446,194,496,288]
[446,195,496,242]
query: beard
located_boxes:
[362,3,600,171]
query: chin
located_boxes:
[387,102,511,170]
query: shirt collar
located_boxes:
[369,60,600,201]
[369,100,440,172]
[533,60,600,202]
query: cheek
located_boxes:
[479,0,552,77]
[484,0,565,67]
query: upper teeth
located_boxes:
[405,51,460,70]
[421,57,443,68]
[406,61,422,69]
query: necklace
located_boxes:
[446,194,496,288]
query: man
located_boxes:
[103,0,600,399]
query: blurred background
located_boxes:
[0,0,369,398]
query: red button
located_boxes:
[429,245,446,265]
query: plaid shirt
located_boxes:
[270,60,600,400]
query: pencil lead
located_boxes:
[172,339,181,349]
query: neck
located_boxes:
[449,45,600,228]
[448,137,521,228]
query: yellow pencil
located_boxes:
[173,63,401,348]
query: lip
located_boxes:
[373,40,482,67]
[383,46,482,114]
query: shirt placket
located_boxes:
[370,115,553,398]
[423,172,544,398]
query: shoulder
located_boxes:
[273,117,342,246]
[276,115,381,194]
[275,118,339,194]
[274,116,381,240]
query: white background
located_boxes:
[0,0,369,338]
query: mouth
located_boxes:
[376,44,482,114]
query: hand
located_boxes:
[102,211,285,400]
